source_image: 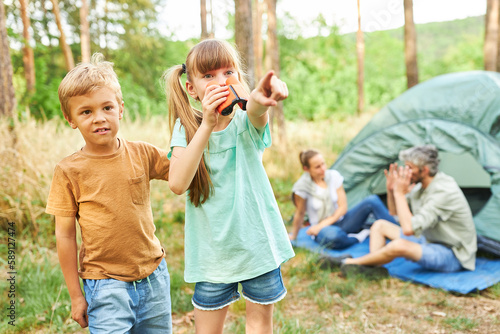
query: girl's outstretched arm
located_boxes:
[247,71,289,129]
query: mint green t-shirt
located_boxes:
[169,110,295,283]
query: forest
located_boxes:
[1,0,500,333]
[1,1,485,121]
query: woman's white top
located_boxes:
[293,169,344,226]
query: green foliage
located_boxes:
[279,31,358,120]
[278,16,485,120]
[29,55,66,120]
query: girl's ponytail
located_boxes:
[164,65,213,207]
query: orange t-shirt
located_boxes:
[46,139,169,281]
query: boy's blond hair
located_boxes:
[58,53,122,119]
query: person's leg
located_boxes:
[344,238,423,266]
[316,225,358,249]
[191,281,240,334]
[194,307,229,334]
[83,278,136,333]
[369,219,401,252]
[241,267,286,333]
[337,195,396,233]
[417,243,463,272]
[132,259,172,334]
[245,302,274,334]
[364,194,397,223]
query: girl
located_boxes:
[290,149,397,250]
[164,39,295,333]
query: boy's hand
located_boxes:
[250,70,288,108]
[72,295,89,328]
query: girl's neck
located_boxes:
[213,114,232,132]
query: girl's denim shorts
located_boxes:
[192,266,287,311]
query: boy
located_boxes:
[46,54,172,333]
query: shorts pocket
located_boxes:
[129,174,147,205]
[83,279,101,311]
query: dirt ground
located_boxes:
[170,262,500,334]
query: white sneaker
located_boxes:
[347,228,371,243]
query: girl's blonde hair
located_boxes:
[164,39,248,207]
[58,53,122,119]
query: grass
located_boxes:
[1,113,500,333]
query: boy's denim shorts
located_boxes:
[192,266,287,311]
[83,259,172,333]
[400,233,463,272]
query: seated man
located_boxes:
[324,145,477,277]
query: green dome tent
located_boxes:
[332,71,500,257]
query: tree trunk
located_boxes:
[265,0,286,144]
[234,0,255,89]
[485,0,499,71]
[20,0,35,94]
[356,0,364,115]
[253,0,264,82]
[80,0,91,62]
[0,0,16,117]
[404,0,418,88]
[200,0,209,39]
[50,0,75,71]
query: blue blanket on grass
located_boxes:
[292,227,500,294]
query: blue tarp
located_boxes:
[293,227,500,294]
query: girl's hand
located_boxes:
[200,84,229,129]
[250,71,288,109]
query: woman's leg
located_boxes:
[245,301,274,334]
[338,195,396,234]
[316,225,358,249]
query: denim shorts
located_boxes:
[192,267,287,311]
[400,233,463,272]
[83,259,172,333]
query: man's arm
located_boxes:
[55,216,88,328]
[393,166,414,236]
[384,163,398,216]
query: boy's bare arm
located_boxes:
[55,216,88,328]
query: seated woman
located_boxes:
[289,149,397,250]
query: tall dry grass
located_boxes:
[0,111,373,234]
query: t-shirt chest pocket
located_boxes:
[129,174,147,205]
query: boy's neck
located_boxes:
[82,138,121,156]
